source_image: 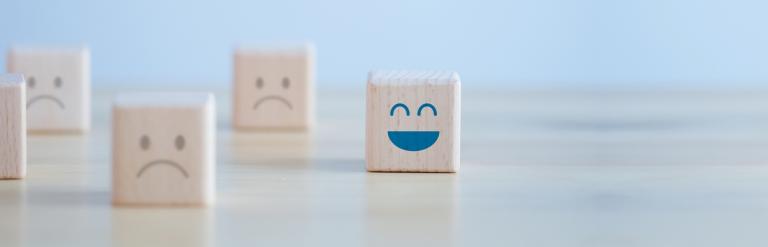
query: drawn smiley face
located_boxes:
[387,102,439,151]
[26,75,66,109]
[251,76,293,111]
[135,134,189,178]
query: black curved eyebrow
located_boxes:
[389,102,410,116]
[417,103,437,116]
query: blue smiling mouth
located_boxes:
[387,131,440,151]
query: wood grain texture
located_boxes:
[0,74,26,179]
[366,71,461,172]
[112,93,215,206]
[6,47,90,133]
[232,44,315,131]
[2,89,768,246]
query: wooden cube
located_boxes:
[7,47,91,133]
[0,74,26,179]
[112,93,216,206]
[232,44,315,130]
[366,71,461,172]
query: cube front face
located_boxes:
[233,50,314,130]
[366,73,461,172]
[0,75,26,179]
[112,102,215,206]
[7,48,90,133]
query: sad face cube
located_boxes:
[232,45,315,130]
[366,71,461,172]
[7,47,90,133]
[112,93,216,206]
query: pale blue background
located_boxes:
[1,0,767,88]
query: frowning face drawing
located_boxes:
[116,123,205,204]
[135,134,190,179]
[26,75,67,110]
[250,76,294,111]
[233,47,314,130]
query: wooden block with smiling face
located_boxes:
[366,71,461,173]
[0,74,26,179]
[7,47,90,133]
[232,45,315,131]
[112,93,216,206]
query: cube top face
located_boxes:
[366,70,461,172]
[0,74,25,87]
[0,74,26,179]
[112,93,215,206]
[233,45,314,130]
[7,47,91,132]
[115,92,214,107]
[368,70,460,86]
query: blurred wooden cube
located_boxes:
[7,47,90,133]
[112,93,216,206]
[233,44,315,131]
[0,74,26,179]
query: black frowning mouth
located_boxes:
[252,95,293,110]
[136,159,189,178]
[27,95,65,109]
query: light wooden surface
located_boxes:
[3,87,768,246]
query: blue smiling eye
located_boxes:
[417,103,437,116]
[389,102,410,116]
